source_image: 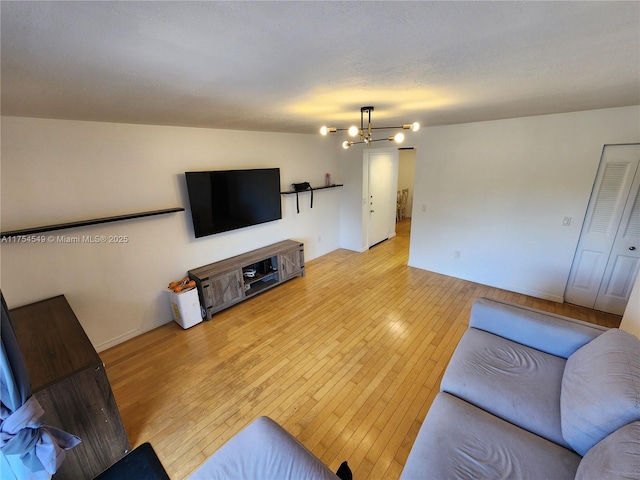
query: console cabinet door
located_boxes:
[204,270,243,314]
[279,247,305,281]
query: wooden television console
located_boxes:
[189,239,305,319]
[189,240,305,320]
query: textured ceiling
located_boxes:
[1,1,639,134]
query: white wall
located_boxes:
[620,269,640,338]
[408,106,640,303]
[338,145,368,252]
[0,117,341,350]
[4,106,638,351]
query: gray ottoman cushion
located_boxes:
[575,421,640,480]
[561,328,640,456]
[400,392,581,480]
[441,327,569,447]
[188,416,338,480]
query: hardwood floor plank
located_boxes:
[100,219,621,479]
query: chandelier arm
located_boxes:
[323,127,358,134]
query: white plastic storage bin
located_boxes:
[167,287,202,329]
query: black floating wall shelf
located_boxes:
[280,184,343,195]
[1,207,184,239]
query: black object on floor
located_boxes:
[336,460,353,480]
[93,442,170,480]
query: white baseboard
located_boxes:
[407,263,565,305]
[95,317,172,353]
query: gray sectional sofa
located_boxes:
[401,297,640,479]
[190,297,640,479]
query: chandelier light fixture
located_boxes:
[320,106,420,149]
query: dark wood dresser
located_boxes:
[10,295,130,479]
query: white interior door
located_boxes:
[367,150,397,247]
[565,144,640,315]
[594,166,640,314]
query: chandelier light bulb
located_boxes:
[393,132,405,143]
[320,126,337,136]
[348,126,359,137]
[342,140,352,149]
[403,122,420,132]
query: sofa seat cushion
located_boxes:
[400,392,581,480]
[561,328,640,456]
[188,416,338,480]
[574,421,640,480]
[441,327,569,448]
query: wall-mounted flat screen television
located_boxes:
[185,168,282,238]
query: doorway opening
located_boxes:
[397,147,416,242]
[362,146,416,253]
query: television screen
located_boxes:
[185,168,282,238]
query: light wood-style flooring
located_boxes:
[101,220,620,479]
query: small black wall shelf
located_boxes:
[0,207,184,239]
[280,184,343,195]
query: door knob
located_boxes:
[630,246,637,251]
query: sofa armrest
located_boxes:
[188,416,338,480]
[469,298,608,358]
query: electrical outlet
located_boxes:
[562,216,572,227]
[454,250,461,259]
[421,204,427,212]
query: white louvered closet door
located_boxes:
[565,144,640,315]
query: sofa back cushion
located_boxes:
[561,329,640,456]
[469,298,606,358]
[574,421,640,480]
